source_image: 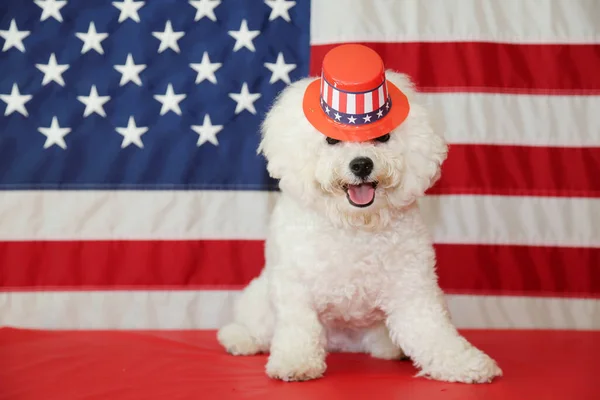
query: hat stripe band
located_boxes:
[320,78,388,115]
[320,95,392,126]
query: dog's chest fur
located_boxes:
[294,220,399,328]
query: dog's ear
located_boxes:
[257,87,288,180]
[385,71,448,206]
[257,77,316,180]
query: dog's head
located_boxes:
[258,71,447,229]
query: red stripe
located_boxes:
[355,93,364,114]
[1,240,598,297]
[428,144,600,197]
[436,244,600,298]
[339,91,347,113]
[310,42,600,93]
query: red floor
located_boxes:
[0,328,597,399]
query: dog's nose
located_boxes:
[349,157,374,178]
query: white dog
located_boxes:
[217,61,502,383]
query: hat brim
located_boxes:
[302,78,410,142]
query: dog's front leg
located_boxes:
[265,279,326,382]
[382,251,502,383]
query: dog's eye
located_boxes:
[326,137,340,145]
[374,133,390,143]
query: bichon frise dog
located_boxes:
[217,44,502,384]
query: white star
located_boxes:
[190,52,221,84]
[154,84,186,116]
[75,22,108,55]
[348,116,357,124]
[0,19,31,52]
[264,52,296,84]
[325,105,330,113]
[38,116,71,149]
[265,0,295,22]
[191,114,224,146]
[77,85,110,117]
[152,20,184,53]
[114,54,147,86]
[35,0,67,22]
[229,82,261,115]
[112,0,145,23]
[334,112,342,121]
[363,114,372,123]
[376,109,384,118]
[35,53,69,86]
[228,19,260,52]
[0,83,32,117]
[189,0,221,22]
[116,116,148,149]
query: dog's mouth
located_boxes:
[343,181,377,208]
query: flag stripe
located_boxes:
[1,92,598,190]
[310,0,600,45]
[311,42,600,93]
[424,92,600,147]
[0,240,598,297]
[430,144,600,197]
[1,191,598,247]
[1,290,598,330]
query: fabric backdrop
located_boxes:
[0,0,598,331]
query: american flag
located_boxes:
[0,0,598,331]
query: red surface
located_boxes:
[310,42,600,94]
[0,328,597,399]
[2,241,600,298]
[430,145,600,198]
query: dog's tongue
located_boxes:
[347,183,375,205]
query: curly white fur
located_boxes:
[217,71,502,383]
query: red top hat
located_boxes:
[302,44,410,142]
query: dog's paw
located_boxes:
[266,350,326,382]
[217,323,261,356]
[417,347,502,384]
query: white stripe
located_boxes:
[0,191,598,247]
[322,82,329,102]
[346,93,356,114]
[421,195,599,247]
[378,85,384,108]
[1,290,598,330]
[0,190,277,241]
[331,87,340,110]
[311,0,600,44]
[420,92,600,147]
[364,90,373,113]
